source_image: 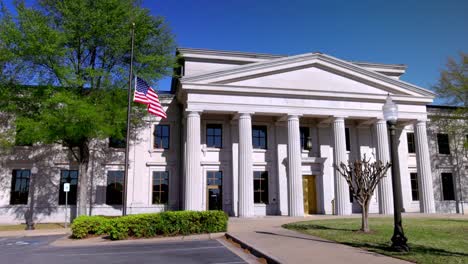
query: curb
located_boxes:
[51,232,226,247]
[225,233,282,264]
[0,229,71,238]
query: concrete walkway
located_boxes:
[227,215,410,264]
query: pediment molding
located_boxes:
[181,52,435,98]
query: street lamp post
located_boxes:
[382,94,409,252]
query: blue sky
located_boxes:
[143,0,468,99]
[4,0,468,102]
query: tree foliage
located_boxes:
[0,0,176,216]
[433,52,468,107]
[0,0,175,87]
[335,156,391,232]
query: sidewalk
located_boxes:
[227,215,410,264]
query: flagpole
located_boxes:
[123,23,135,216]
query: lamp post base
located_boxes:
[391,233,409,252]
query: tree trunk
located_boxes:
[361,201,370,232]
[77,144,90,216]
[77,161,89,216]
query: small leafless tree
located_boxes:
[335,155,391,232]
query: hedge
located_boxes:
[71,210,228,240]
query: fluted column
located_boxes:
[238,113,254,217]
[374,119,394,214]
[332,117,351,215]
[414,120,436,213]
[287,115,304,216]
[184,111,201,211]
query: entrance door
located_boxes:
[207,171,223,211]
[303,175,317,214]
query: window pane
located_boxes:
[153,171,169,204]
[106,171,124,205]
[441,173,455,200]
[253,171,268,204]
[154,125,170,149]
[10,169,31,205]
[345,128,351,151]
[437,134,450,154]
[410,173,419,201]
[59,170,78,205]
[407,133,415,154]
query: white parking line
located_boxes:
[49,246,226,257]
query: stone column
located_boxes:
[374,119,394,214]
[414,120,436,213]
[184,111,201,211]
[238,113,254,217]
[287,115,304,216]
[332,117,351,215]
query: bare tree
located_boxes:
[335,156,391,232]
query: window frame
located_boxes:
[206,124,223,148]
[345,127,351,151]
[300,126,310,150]
[407,132,416,154]
[59,170,79,205]
[410,172,419,201]
[441,172,455,201]
[10,169,31,205]
[436,133,451,155]
[154,124,170,150]
[253,171,269,204]
[252,125,268,150]
[106,170,124,205]
[152,171,169,205]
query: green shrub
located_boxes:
[71,215,112,239]
[71,210,228,240]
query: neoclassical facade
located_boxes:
[0,48,465,223]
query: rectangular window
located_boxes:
[300,127,310,150]
[154,125,170,149]
[106,171,124,205]
[437,133,450,155]
[152,171,169,204]
[59,170,78,205]
[345,128,351,151]
[252,126,267,149]
[10,169,31,205]
[410,173,419,201]
[109,137,126,148]
[207,171,223,186]
[254,171,269,204]
[206,124,223,148]
[441,173,455,201]
[407,133,416,154]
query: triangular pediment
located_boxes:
[181,53,435,98]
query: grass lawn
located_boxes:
[0,223,65,231]
[283,217,468,264]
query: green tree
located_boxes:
[0,0,175,216]
[432,52,467,214]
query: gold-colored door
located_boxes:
[303,175,317,214]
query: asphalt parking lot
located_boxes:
[0,235,248,264]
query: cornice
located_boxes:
[181,52,435,98]
[182,83,434,104]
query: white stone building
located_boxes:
[0,48,466,223]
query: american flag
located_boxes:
[133,76,167,118]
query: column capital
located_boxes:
[287,114,302,121]
[333,116,347,122]
[415,119,428,126]
[238,112,253,119]
[185,110,201,118]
